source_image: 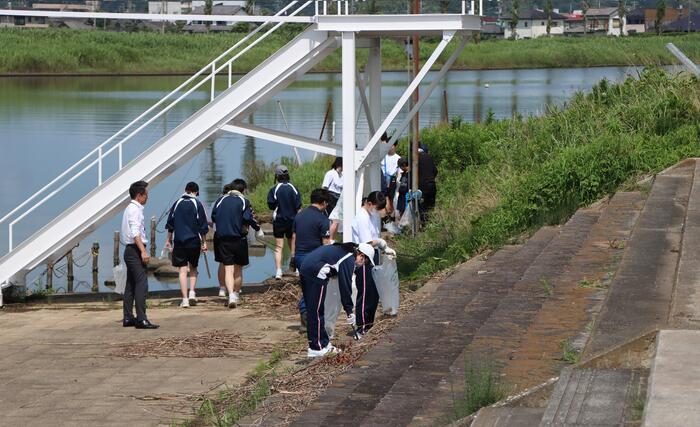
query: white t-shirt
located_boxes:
[382,153,400,178]
[351,207,380,244]
[322,169,343,194]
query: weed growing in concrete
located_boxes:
[584,321,594,333]
[540,278,553,296]
[631,396,646,421]
[608,239,627,250]
[451,362,506,420]
[578,278,606,289]
[560,340,580,364]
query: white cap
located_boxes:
[358,243,375,266]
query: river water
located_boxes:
[0,66,641,293]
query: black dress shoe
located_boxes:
[134,320,159,329]
[123,319,136,327]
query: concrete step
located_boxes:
[643,330,700,426]
[586,160,695,356]
[670,160,700,329]
[472,407,545,427]
[290,226,560,427]
[540,367,647,426]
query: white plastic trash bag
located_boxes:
[160,246,172,261]
[113,263,127,295]
[398,207,414,228]
[324,278,343,338]
[373,255,399,316]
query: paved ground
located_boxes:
[0,296,298,426]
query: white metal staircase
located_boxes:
[0,1,338,292]
[0,1,483,305]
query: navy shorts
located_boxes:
[214,236,249,266]
[172,246,200,268]
[273,221,294,239]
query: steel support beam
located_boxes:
[366,38,383,193]
[667,43,700,77]
[342,31,357,241]
[386,36,469,152]
[356,30,455,170]
[0,9,314,23]
[220,123,340,156]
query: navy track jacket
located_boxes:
[267,182,302,225]
[165,194,209,247]
[211,192,260,238]
[299,244,355,314]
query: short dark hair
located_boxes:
[331,157,343,170]
[366,191,387,210]
[231,179,247,193]
[276,173,290,183]
[129,181,148,200]
[310,188,330,205]
[222,183,232,194]
[185,181,199,194]
[398,157,409,168]
[381,131,389,142]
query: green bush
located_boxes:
[395,69,700,278]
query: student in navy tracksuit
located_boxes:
[290,189,337,330]
[165,182,209,308]
[212,179,261,309]
[299,242,374,358]
[267,165,302,279]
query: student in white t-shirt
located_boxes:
[351,191,396,340]
[322,157,343,239]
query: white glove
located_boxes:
[376,238,387,250]
[384,247,396,257]
[256,229,265,239]
[346,313,356,325]
[317,265,332,280]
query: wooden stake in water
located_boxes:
[150,215,157,258]
[66,250,74,293]
[92,242,100,292]
[113,231,120,267]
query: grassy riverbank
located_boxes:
[246,68,700,280]
[1,28,700,74]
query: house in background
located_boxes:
[627,7,690,33]
[584,8,626,36]
[563,11,585,35]
[664,12,700,32]
[184,4,247,32]
[503,8,567,39]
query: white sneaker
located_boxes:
[188,290,197,305]
[228,293,237,309]
[346,313,356,326]
[275,269,283,279]
[180,298,190,308]
[307,343,341,358]
[218,288,226,298]
[324,343,341,355]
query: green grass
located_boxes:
[560,339,580,364]
[394,68,700,279]
[180,347,290,427]
[451,361,506,420]
[2,28,700,74]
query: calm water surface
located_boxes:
[0,67,642,292]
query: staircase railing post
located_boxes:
[228,62,232,88]
[462,0,466,14]
[8,224,12,252]
[211,62,216,101]
[118,143,123,170]
[98,146,103,185]
[470,0,475,15]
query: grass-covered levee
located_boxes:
[245,69,700,279]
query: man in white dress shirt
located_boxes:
[121,181,159,329]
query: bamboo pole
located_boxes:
[113,231,120,267]
[150,215,157,258]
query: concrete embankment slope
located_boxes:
[287,181,645,425]
[289,158,700,426]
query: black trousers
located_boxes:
[302,274,329,351]
[123,244,149,322]
[355,263,379,334]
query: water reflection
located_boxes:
[0,66,644,291]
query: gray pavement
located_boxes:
[0,297,296,426]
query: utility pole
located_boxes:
[411,0,420,196]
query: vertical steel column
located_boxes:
[341,31,356,241]
[367,37,382,193]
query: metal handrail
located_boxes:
[1,0,312,251]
